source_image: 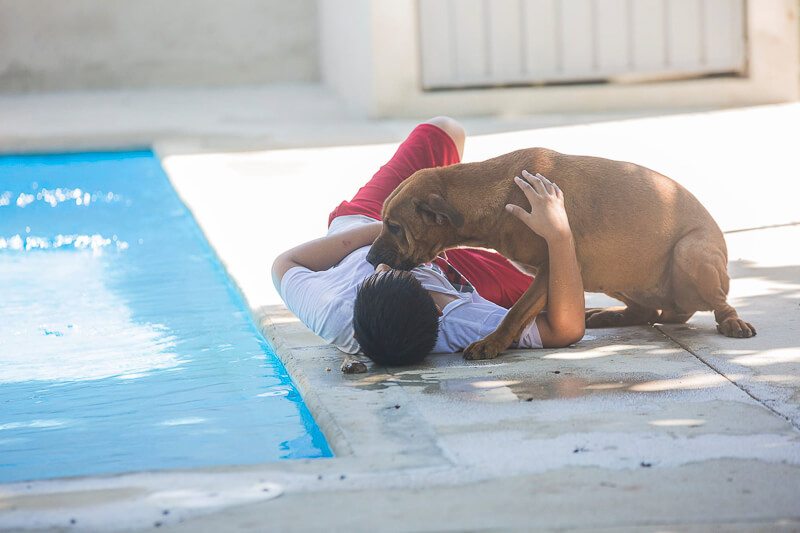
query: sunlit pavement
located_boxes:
[1,86,799,531]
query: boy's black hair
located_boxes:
[353,270,439,366]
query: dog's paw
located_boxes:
[584,308,607,320]
[463,336,508,360]
[717,318,756,338]
[585,309,626,328]
[340,359,368,374]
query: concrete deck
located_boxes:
[0,86,799,531]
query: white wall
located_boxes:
[317,0,373,113]
[0,0,319,92]
[319,0,800,118]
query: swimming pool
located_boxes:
[0,151,331,483]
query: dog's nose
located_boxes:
[365,248,381,267]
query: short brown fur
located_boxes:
[367,148,755,359]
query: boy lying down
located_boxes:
[272,117,584,373]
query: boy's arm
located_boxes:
[505,171,585,348]
[271,221,383,291]
[534,231,585,347]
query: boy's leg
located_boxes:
[328,117,464,225]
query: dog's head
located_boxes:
[366,168,464,270]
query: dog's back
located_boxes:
[444,148,724,293]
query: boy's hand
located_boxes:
[505,170,571,242]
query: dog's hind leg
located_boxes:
[585,295,659,328]
[670,231,756,338]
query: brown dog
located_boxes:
[366,148,755,359]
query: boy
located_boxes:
[272,117,583,371]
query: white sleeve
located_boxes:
[432,318,484,353]
[279,266,360,354]
[436,303,543,352]
[433,304,507,353]
[279,266,326,334]
[517,318,543,349]
[327,214,378,235]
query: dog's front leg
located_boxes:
[464,268,549,360]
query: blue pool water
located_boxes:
[0,151,331,483]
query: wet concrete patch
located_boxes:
[349,372,436,391]
[422,374,653,403]
[350,370,688,403]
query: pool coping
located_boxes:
[256,304,453,472]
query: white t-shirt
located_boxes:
[279,215,542,355]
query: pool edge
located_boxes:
[256,305,355,458]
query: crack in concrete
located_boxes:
[654,325,800,433]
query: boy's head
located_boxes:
[353,268,439,366]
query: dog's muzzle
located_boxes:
[366,246,416,271]
[365,247,387,268]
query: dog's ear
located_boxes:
[415,194,464,228]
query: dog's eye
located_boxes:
[387,223,401,236]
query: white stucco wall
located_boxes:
[319,0,800,117]
[317,0,373,113]
[0,0,318,92]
